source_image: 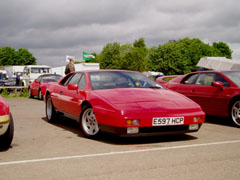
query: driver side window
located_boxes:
[182,74,199,84]
[78,74,86,90]
[64,73,83,86]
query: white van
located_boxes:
[22,65,52,86]
[4,66,25,80]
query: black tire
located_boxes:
[80,105,100,138]
[230,99,240,127]
[38,89,43,100]
[0,113,14,149]
[45,95,57,123]
[28,88,33,98]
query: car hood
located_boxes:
[94,88,201,111]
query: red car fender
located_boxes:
[0,96,10,116]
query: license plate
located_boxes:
[152,117,184,126]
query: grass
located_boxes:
[0,88,29,98]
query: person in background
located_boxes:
[16,72,21,86]
[65,57,75,75]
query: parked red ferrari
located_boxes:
[28,74,62,100]
[158,71,240,127]
[45,70,205,137]
[0,95,14,149]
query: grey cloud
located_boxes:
[1,0,240,67]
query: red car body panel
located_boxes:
[45,70,205,136]
[0,96,9,116]
[163,71,240,117]
[29,74,62,98]
[29,81,49,97]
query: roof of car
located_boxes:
[191,70,240,74]
[74,69,139,73]
[39,74,62,77]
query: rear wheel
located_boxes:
[230,100,240,127]
[0,113,14,149]
[80,106,100,138]
[38,89,43,100]
[46,95,57,122]
[28,88,33,98]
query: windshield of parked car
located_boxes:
[31,68,51,74]
[89,71,163,90]
[0,73,7,80]
[222,71,240,87]
[41,75,62,83]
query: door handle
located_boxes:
[60,91,63,95]
[191,89,195,93]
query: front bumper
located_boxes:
[0,114,10,136]
[100,124,203,137]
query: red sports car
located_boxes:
[158,71,240,127]
[45,70,205,137]
[28,74,62,100]
[0,95,14,149]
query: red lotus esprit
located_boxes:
[45,70,205,137]
[157,71,240,127]
[28,74,62,100]
[0,95,14,149]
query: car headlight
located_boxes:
[126,119,140,125]
[0,115,10,124]
[194,116,204,123]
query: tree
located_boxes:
[15,48,36,65]
[0,47,16,65]
[99,42,121,69]
[98,37,233,75]
[0,47,36,65]
[212,42,232,59]
[149,37,233,75]
[99,38,149,72]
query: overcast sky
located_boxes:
[1,0,240,67]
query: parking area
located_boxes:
[1,98,240,180]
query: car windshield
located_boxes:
[0,73,7,80]
[222,71,240,87]
[31,68,51,73]
[41,75,62,83]
[89,71,163,90]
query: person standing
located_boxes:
[65,57,75,75]
[16,72,21,86]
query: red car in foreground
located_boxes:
[28,74,62,100]
[45,70,205,138]
[0,96,14,149]
[157,71,240,127]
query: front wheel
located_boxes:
[230,100,240,127]
[45,95,57,123]
[0,113,14,149]
[80,106,100,138]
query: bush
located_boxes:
[0,87,28,98]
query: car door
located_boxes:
[173,72,230,116]
[58,73,83,115]
[50,74,74,112]
[32,76,41,96]
[66,73,86,117]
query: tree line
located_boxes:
[0,47,36,66]
[94,37,232,75]
[0,37,232,75]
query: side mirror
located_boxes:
[68,83,78,90]
[212,81,223,89]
